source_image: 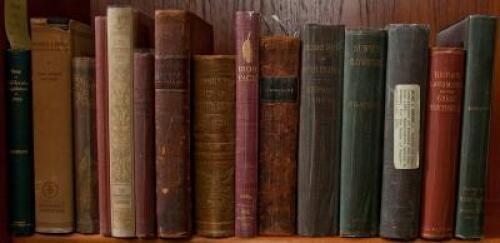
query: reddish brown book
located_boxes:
[235,11,260,238]
[154,10,213,238]
[133,50,156,239]
[95,15,110,237]
[258,36,299,236]
[421,48,465,240]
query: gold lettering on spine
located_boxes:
[429,70,463,113]
[107,6,135,237]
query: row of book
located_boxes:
[2,5,498,242]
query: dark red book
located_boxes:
[235,11,260,238]
[420,48,465,240]
[95,15,110,237]
[134,50,156,238]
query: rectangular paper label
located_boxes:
[394,84,420,169]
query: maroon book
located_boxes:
[420,48,465,240]
[134,50,156,238]
[235,11,260,238]
[95,15,110,237]
[154,10,213,238]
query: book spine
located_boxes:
[95,15,110,237]
[297,24,344,236]
[235,11,260,238]
[107,7,136,238]
[0,5,7,239]
[455,16,497,239]
[339,29,386,237]
[193,55,235,238]
[6,49,34,235]
[73,57,98,234]
[380,24,429,240]
[420,48,464,240]
[133,50,156,239]
[258,36,299,236]
[154,10,191,238]
[31,18,77,234]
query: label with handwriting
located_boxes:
[394,84,420,169]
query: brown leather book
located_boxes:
[107,6,136,238]
[133,50,156,239]
[95,15,110,237]
[73,57,98,234]
[421,48,465,240]
[154,10,213,238]
[193,55,235,238]
[235,11,260,238]
[258,36,299,236]
[31,17,93,234]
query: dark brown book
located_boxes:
[235,11,260,238]
[73,57,98,234]
[421,48,464,240]
[193,55,235,238]
[133,50,156,239]
[0,0,7,240]
[95,15,110,237]
[258,35,299,236]
[154,10,213,238]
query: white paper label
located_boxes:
[394,84,420,169]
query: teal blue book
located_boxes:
[339,28,386,237]
[6,49,34,235]
[437,15,497,239]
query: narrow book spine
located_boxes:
[339,29,386,237]
[420,48,464,240]
[73,57,98,234]
[454,16,497,239]
[0,6,7,239]
[297,24,344,236]
[380,24,429,241]
[95,15,110,237]
[258,36,299,236]
[154,10,191,238]
[133,50,156,239]
[6,49,34,235]
[107,7,136,238]
[235,11,260,238]
[193,55,235,238]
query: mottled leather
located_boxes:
[258,36,299,236]
[193,55,235,238]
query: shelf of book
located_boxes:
[11,234,500,243]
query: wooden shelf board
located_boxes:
[11,234,500,243]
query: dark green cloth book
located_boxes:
[339,28,386,237]
[437,15,497,239]
[297,23,344,236]
[6,49,34,235]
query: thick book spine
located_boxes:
[235,11,260,238]
[133,50,156,239]
[437,15,497,239]
[95,15,110,237]
[380,24,429,241]
[420,48,465,240]
[73,57,98,234]
[31,18,93,234]
[154,10,191,238]
[339,29,386,237]
[6,49,34,235]
[297,24,344,236]
[258,36,299,236]
[107,6,136,238]
[193,55,235,238]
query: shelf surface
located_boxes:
[10,234,500,243]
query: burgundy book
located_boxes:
[134,50,156,239]
[95,15,110,237]
[154,10,213,238]
[258,35,299,236]
[0,0,7,240]
[235,11,260,238]
[420,48,465,240]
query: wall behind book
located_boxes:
[90,0,500,237]
[28,0,90,24]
